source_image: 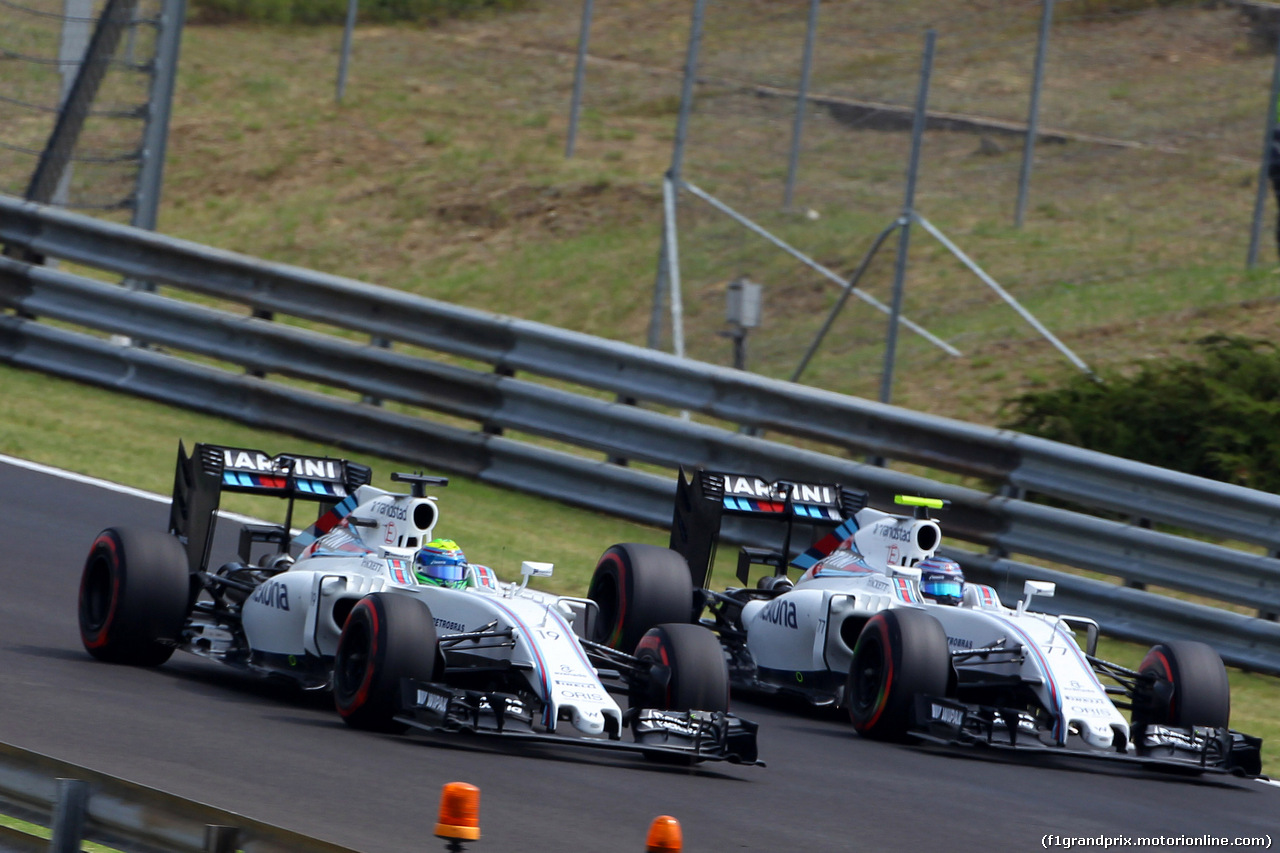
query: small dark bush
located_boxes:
[190,0,525,26]
[1000,335,1280,492]
[1056,0,1200,18]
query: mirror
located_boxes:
[521,561,554,578]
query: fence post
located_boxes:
[26,0,140,206]
[783,0,820,209]
[336,0,359,103]
[879,29,935,406]
[647,0,706,353]
[662,174,685,358]
[132,0,185,235]
[204,825,239,853]
[49,778,89,853]
[565,0,594,158]
[1247,29,1280,268]
[53,0,93,210]
[126,0,186,297]
[1014,0,1053,228]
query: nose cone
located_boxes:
[565,703,606,735]
[1078,719,1118,749]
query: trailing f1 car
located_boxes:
[76,444,760,766]
[586,469,1261,775]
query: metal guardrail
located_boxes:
[4,196,1280,540]
[0,742,359,853]
[1,195,1279,674]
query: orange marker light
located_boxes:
[435,782,481,842]
[646,815,682,853]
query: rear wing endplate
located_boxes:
[668,468,867,590]
[167,441,372,575]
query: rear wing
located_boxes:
[669,468,867,590]
[168,441,372,575]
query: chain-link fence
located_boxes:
[0,0,166,213]
[4,0,1274,408]
[539,0,1280,402]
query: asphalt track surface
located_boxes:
[1,458,1277,853]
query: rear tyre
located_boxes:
[1133,641,1230,730]
[333,593,438,732]
[845,608,951,742]
[631,623,730,713]
[78,527,191,666]
[588,544,695,653]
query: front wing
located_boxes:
[395,680,763,766]
[913,696,1263,777]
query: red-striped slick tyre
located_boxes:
[1134,640,1230,730]
[845,608,951,742]
[78,527,191,666]
[588,544,694,653]
[333,593,438,733]
[631,623,730,713]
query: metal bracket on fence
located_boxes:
[680,180,957,358]
[914,213,1091,375]
[791,217,901,382]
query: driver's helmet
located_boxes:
[415,538,469,589]
[917,555,965,605]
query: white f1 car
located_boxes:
[76,444,760,766]
[586,469,1261,775]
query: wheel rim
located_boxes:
[851,634,886,716]
[336,619,372,706]
[589,570,620,645]
[80,552,114,633]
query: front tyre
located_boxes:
[1133,640,1230,730]
[333,593,438,733]
[631,623,730,713]
[588,544,695,653]
[845,608,951,742]
[78,527,191,666]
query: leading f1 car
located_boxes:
[76,444,760,766]
[585,469,1261,775]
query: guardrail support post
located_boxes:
[204,824,239,853]
[1124,517,1151,590]
[1263,549,1280,621]
[361,335,392,406]
[49,778,88,853]
[482,365,516,435]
